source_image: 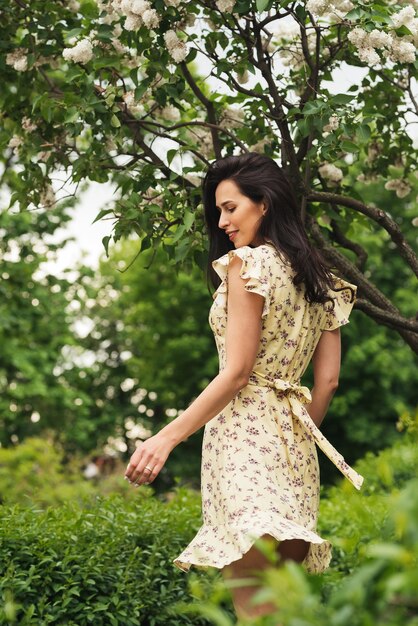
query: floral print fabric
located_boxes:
[173,243,364,575]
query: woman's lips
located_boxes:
[229,231,238,240]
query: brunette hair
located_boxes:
[203,152,343,305]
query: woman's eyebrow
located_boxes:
[215,200,235,210]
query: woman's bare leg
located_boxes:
[221,536,310,621]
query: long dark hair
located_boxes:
[203,152,344,305]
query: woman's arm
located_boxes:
[305,328,341,428]
[125,254,266,484]
[160,253,265,447]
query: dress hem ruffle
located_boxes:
[173,519,332,575]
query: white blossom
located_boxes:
[215,0,235,12]
[39,184,56,208]
[164,30,188,63]
[187,125,213,158]
[391,6,416,28]
[164,0,182,6]
[271,20,300,41]
[37,150,52,162]
[323,114,339,133]
[124,13,142,29]
[384,178,411,198]
[368,29,393,49]
[356,173,378,185]
[347,26,368,48]
[122,90,145,114]
[412,216,418,227]
[164,29,181,49]
[409,18,418,39]
[101,9,120,23]
[6,48,28,72]
[235,69,249,84]
[22,116,37,133]
[306,0,330,16]
[185,174,201,186]
[113,23,123,37]
[142,8,160,28]
[366,140,383,163]
[169,43,188,62]
[130,0,150,14]
[111,37,128,54]
[219,107,245,129]
[318,163,343,183]
[159,105,181,121]
[357,46,381,65]
[306,0,353,19]
[68,0,81,11]
[390,36,416,63]
[63,39,94,64]
[8,135,23,151]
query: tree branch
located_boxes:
[306,214,418,351]
[307,189,418,277]
[179,61,223,159]
[251,16,303,188]
[330,217,368,271]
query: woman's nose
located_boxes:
[218,213,229,229]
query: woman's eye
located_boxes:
[227,208,235,213]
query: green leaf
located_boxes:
[102,235,111,256]
[331,94,354,106]
[170,223,186,244]
[183,211,195,231]
[256,0,271,11]
[345,7,367,19]
[341,140,360,153]
[356,124,371,142]
[93,209,112,224]
[110,114,121,128]
[167,149,178,165]
[64,108,80,123]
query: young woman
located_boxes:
[124,152,364,621]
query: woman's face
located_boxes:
[215,179,266,248]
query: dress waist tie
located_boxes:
[247,370,364,491]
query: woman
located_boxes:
[124,152,364,621]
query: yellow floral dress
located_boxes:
[173,243,364,575]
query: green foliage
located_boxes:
[170,433,418,625]
[0,436,154,508]
[0,202,99,452]
[0,487,213,625]
[0,437,94,508]
[1,0,416,346]
[68,239,217,483]
[1,433,417,624]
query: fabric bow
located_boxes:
[248,370,364,491]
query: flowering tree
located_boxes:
[1,0,418,351]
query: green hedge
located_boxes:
[0,488,221,625]
[175,432,418,625]
[1,431,417,625]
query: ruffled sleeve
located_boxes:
[212,246,272,319]
[321,274,357,331]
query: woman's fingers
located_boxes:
[131,463,156,486]
[124,433,173,487]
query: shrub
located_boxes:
[0,488,215,625]
[169,433,418,625]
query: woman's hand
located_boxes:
[124,432,175,487]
